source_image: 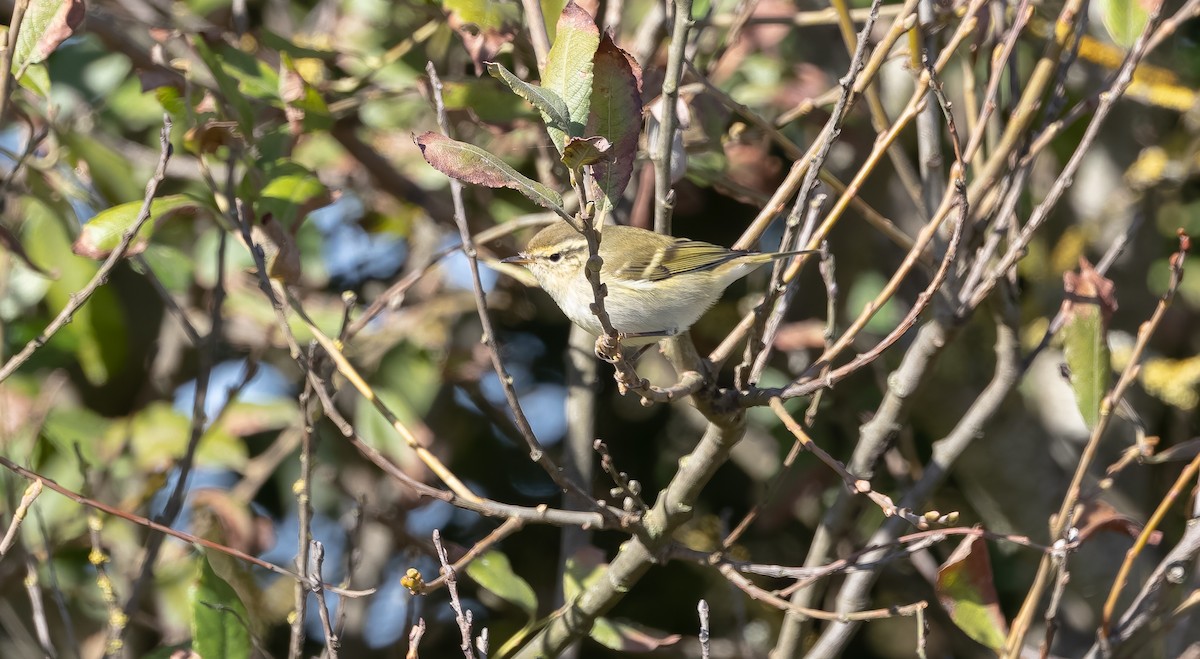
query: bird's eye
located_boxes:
[549,252,563,263]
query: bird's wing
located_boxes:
[611,239,744,282]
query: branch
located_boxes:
[0,115,174,384]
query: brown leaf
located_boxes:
[31,0,85,62]
[1076,500,1163,545]
[251,215,302,284]
[1063,258,1118,327]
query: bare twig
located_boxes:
[434,530,478,659]
[0,479,41,557]
[424,61,603,513]
[698,599,710,659]
[0,0,30,125]
[310,541,339,658]
[652,0,694,234]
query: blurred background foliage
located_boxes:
[0,0,1198,656]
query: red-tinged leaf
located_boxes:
[413,132,566,214]
[542,1,600,150]
[936,533,1008,651]
[585,34,642,214]
[590,617,683,652]
[562,136,611,170]
[14,0,85,66]
[1062,259,1118,429]
[1076,500,1163,545]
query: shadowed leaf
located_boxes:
[487,61,570,134]
[1076,500,1163,545]
[541,1,599,151]
[590,618,683,652]
[444,0,519,74]
[561,136,611,170]
[1062,259,1117,429]
[563,545,606,602]
[413,132,565,214]
[936,533,1008,651]
[0,223,50,276]
[23,197,126,385]
[586,34,643,215]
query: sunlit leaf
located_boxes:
[109,402,248,473]
[190,556,252,659]
[935,533,1007,651]
[1100,0,1157,48]
[14,0,84,66]
[73,195,202,259]
[541,1,599,151]
[257,166,329,227]
[414,132,566,215]
[465,550,537,615]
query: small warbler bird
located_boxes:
[502,222,817,344]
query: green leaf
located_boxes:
[441,78,535,124]
[562,546,606,602]
[57,131,145,204]
[192,37,257,133]
[935,534,1008,651]
[1100,0,1155,48]
[1062,260,1116,429]
[355,344,441,467]
[257,166,329,227]
[487,61,570,134]
[73,195,201,259]
[586,34,643,215]
[108,402,248,473]
[21,197,127,385]
[466,550,538,615]
[191,556,252,659]
[541,1,599,151]
[413,132,566,216]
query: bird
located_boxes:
[502,222,816,344]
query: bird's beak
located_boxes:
[501,253,532,265]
